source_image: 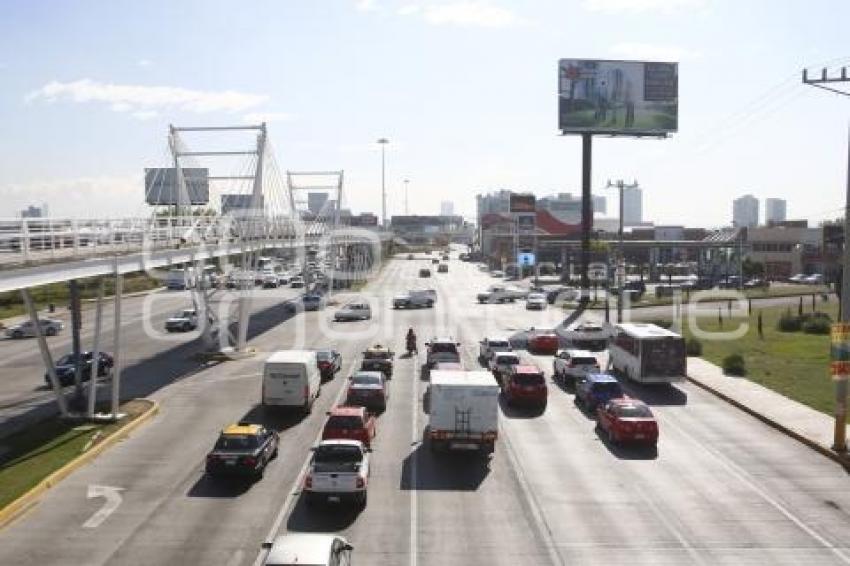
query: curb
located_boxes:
[81,286,165,303]
[0,399,160,530]
[686,375,850,473]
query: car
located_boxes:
[276,272,292,285]
[407,253,415,260]
[546,286,580,305]
[502,364,548,409]
[489,351,521,380]
[316,349,341,380]
[596,398,658,447]
[424,337,461,368]
[527,330,559,355]
[441,254,449,261]
[165,309,198,332]
[289,276,305,288]
[5,318,64,338]
[419,268,432,278]
[803,274,824,285]
[575,372,625,412]
[476,285,526,304]
[743,278,768,289]
[393,290,435,309]
[490,270,505,278]
[437,263,449,273]
[45,351,114,388]
[525,292,547,310]
[226,270,255,289]
[431,257,440,264]
[346,371,389,411]
[788,273,807,284]
[478,336,512,364]
[433,362,463,371]
[205,422,279,479]
[334,301,371,321]
[302,293,325,311]
[552,349,600,386]
[262,273,280,288]
[564,321,610,351]
[322,405,376,447]
[261,533,353,566]
[360,344,394,377]
[303,440,370,507]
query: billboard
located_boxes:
[145,168,210,205]
[221,194,264,215]
[517,252,536,266]
[558,59,678,136]
[517,215,536,233]
[510,193,536,213]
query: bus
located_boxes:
[608,323,686,384]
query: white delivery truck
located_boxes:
[426,370,500,454]
[262,350,321,414]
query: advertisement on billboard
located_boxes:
[221,194,264,215]
[516,214,535,233]
[517,252,536,266]
[510,193,536,213]
[145,168,210,205]
[558,59,678,136]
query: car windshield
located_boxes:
[316,351,333,361]
[513,373,544,386]
[214,434,259,451]
[573,357,598,365]
[351,374,381,385]
[614,404,653,418]
[498,356,519,365]
[57,354,79,365]
[326,416,363,430]
[490,341,510,349]
[430,342,457,354]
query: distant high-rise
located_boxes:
[20,204,45,218]
[622,186,643,226]
[307,192,329,215]
[440,200,454,216]
[765,198,787,225]
[592,195,607,215]
[733,194,759,228]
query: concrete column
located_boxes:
[87,279,105,418]
[111,259,123,418]
[22,288,68,416]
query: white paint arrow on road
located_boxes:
[83,485,124,529]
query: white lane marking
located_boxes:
[251,356,358,566]
[410,350,419,566]
[663,414,850,564]
[82,485,124,529]
[632,481,706,565]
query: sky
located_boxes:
[1,0,849,227]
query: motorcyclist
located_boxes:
[406,328,417,354]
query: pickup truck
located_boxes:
[360,345,394,377]
[425,337,461,369]
[393,290,436,309]
[303,440,370,507]
[476,285,526,304]
[426,370,499,454]
[478,337,512,364]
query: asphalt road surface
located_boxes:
[1,255,849,565]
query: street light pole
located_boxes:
[403,178,410,215]
[377,138,389,227]
[606,179,639,322]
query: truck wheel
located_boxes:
[46,327,57,336]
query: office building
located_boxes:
[307,192,329,215]
[622,185,643,226]
[21,204,46,218]
[765,198,787,225]
[732,194,759,228]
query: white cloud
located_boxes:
[397,2,519,28]
[26,79,269,117]
[132,110,158,120]
[355,0,378,11]
[2,175,143,218]
[609,42,701,61]
[138,58,153,67]
[583,0,709,14]
[243,111,294,123]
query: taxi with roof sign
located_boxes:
[205,422,279,479]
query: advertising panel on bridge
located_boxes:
[510,194,536,213]
[145,168,210,205]
[221,194,264,215]
[558,59,678,136]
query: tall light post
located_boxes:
[403,178,410,215]
[377,138,389,227]
[606,179,639,322]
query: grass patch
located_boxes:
[633,301,844,422]
[0,400,152,510]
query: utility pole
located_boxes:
[403,178,410,215]
[803,65,850,453]
[377,138,389,227]
[606,179,639,322]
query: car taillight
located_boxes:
[304,384,309,399]
[318,362,330,368]
[304,475,313,488]
[356,477,365,489]
[206,454,218,462]
[243,456,257,467]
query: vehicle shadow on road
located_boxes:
[621,382,688,407]
[186,474,256,498]
[399,441,490,491]
[286,494,363,532]
[498,396,546,419]
[239,404,307,433]
[594,424,659,461]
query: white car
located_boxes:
[489,351,521,378]
[334,301,372,321]
[303,440,370,507]
[788,273,807,284]
[165,309,198,332]
[526,292,547,310]
[552,349,600,385]
[5,318,64,338]
[479,337,512,363]
[490,270,505,278]
[290,276,305,288]
[563,321,611,351]
[803,274,823,285]
[262,533,353,566]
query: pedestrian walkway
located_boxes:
[687,356,849,469]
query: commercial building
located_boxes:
[20,204,46,218]
[621,185,642,226]
[391,215,469,245]
[307,192,329,216]
[732,194,759,228]
[745,222,821,278]
[765,198,787,225]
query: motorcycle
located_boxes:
[406,335,417,356]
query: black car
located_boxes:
[45,351,114,388]
[419,268,432,278]
[205,423,279,480]
[317,349,342,380]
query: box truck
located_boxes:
[426,370,499,454]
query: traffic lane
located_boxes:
[0,269,396,565]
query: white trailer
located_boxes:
[426,370,500,454]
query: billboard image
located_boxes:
[558,59,678,135]
[516,215,535,233]
[145,168,210,205]
[510,193,536,213]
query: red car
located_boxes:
[503,364,548,409]
[322,406,377,448]
[528,330,559,355]
[596,399,658,447]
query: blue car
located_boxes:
[575,373,625,411]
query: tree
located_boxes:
[741,257,764,278]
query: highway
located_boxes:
[1,255,849,565]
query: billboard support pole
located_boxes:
[581,133,593,296]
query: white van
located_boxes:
[262,350,321,413]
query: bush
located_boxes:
[722,353,746,376]
[802,318,831,335]
[776,313,802,332]
[801,311,832,323]
[685,338,703,356]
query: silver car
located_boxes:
[5,318,64,338]
[262,533,353,566]
[334,301,372,321]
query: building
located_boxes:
[341,212,379,227]
[733,194,759,228]
[746,222,821,278]
[21,204,46,218]
[307,192,329,216]
[391,215,467,245]
[622,185,643,226]
[592,195,607,215]
[440,201,454,216]
[765,198,787,225]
